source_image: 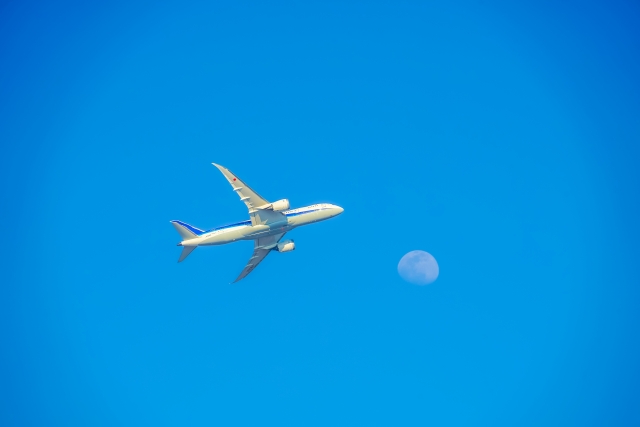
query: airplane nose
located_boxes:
[336,206,344,215]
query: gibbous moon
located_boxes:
[398,250,439,285]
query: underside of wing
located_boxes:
[212,162,268,211]
[233,233,286,283]
[212,163,286,226]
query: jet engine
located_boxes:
[276,239,295,252]
[271,199,290,211]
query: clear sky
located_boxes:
[2,1,639,425]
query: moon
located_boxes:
[398,250,439,285]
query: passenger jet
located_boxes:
[170,163,344,282]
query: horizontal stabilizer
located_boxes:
[178,245,197,262]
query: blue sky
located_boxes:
[1,1,639,425]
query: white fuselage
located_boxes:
[180,203,343,247]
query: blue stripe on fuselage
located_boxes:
[205,219,252,232]
[204,207,327,232]
[283,208,322,217]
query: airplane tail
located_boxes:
[170,220,205,240]
[170,220,205,263]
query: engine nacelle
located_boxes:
[276,239,295,253]
[271,199,290,211]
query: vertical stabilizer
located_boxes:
[170,220,204,240]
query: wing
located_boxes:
[233,233,285,283]
[212,163,286,226]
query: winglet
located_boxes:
[211,163,234,182]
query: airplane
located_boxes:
[170,163,344,283]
